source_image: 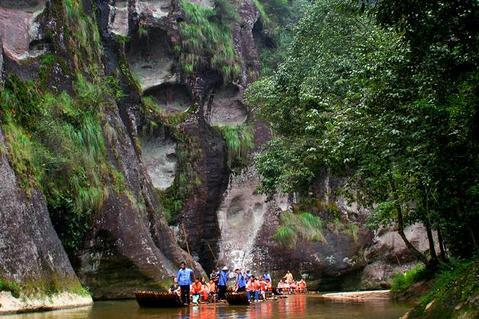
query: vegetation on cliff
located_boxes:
[177,0,241,80]
[0,0,129,264]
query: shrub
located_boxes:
[0,278,21,298]
[217,124,254,169]
[391,263,428,292]
[273,211,326,247]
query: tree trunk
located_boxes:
[425,220,438,264]
[468,225,478,251]
[389,179,428,264]
[437,227,447,260]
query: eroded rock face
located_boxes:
[249,174,434,291]
[144,83,192,113]
[137,0,172,19]
[0,0,48,61]
[108,0,128,36]
[206,84,248,126]
[178,117,229,273]
[77,107,202,299]
[140,132,177,190]
[217,167,288,270]
[360,224,437,289]
[0,129,92,311]
[251,208,372,291]
[127,30,177,92]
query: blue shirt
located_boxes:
[218,270,228,286]
[237,273,246,288]
[177,268,193,286]
[263,273,271,281]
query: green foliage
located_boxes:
[273,211,325,247]
[216,124,254,169]
[0,74,125,255]
[408,259,479,318]
[391,263,428,292]
[177,0,240,81]
[0,278,21,298]
[251,0,308,76]
[252,0,270,26]
[248,0,479,259]
[63,0,103,74]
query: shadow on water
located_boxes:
[6,295,410,319]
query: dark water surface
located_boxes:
[7,295,410,319]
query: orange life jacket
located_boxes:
[192,282,202,294]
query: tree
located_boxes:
[247,0,479,261]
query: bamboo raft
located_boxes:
[226,292,250,305]
[135,291,185,308]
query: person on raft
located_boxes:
[191,278,203,304]
[168,276,180,296]
[217,266,229,300]
[235,268,247,292]
[177,261,195,305]
[284,270,294,285]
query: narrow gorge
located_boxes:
[1,0,478,318]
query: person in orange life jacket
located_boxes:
[191,278,203,304]
[217,266,229,300]
[235,268,247,292]
[177,261,194,305]
[207,279,217,302]
[297,278,307,293]
[246,276,260,302]
[200,278,209,302]
[259,277,267,300]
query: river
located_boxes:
[6,295,409,319]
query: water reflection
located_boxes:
[7,295,409,319]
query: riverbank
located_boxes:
[317,290,390,302]
[395,259,479,319]
[0,291,92,314]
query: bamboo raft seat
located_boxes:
[135,291,185,308]
[226,292,250,305]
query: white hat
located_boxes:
[222,266,228,271]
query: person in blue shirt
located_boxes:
[176,261,194,305]
[217,266,229,300]
[235,268,247,292]
[263,272,271,284]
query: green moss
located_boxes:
[0,276,90,298]
[216,124,254,169]
[178,0,240,81]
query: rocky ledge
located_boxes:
[0,291,92,314]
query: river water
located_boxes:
[7,295,410,319]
